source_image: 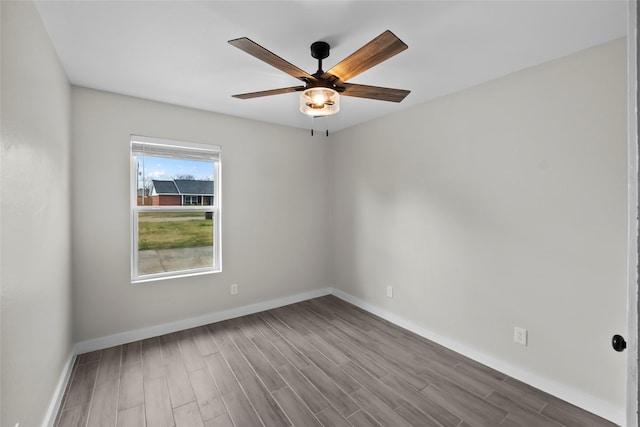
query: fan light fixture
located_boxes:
[300,87,340,116]
[229,30,410,125]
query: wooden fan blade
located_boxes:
[232,86,305,99]
[229,37,315,82]
[339,83,410,102]
[324,30,408,82]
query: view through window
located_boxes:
[131,136,221,282]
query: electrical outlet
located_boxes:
[386,286,393,298]
[230,283,238,295]
[514,327,528,346]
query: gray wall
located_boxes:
[329,38,628,416]
[1,2,73,426]
[71,88,329,342]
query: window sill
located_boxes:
[132,267,221,284]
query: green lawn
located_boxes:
[138,219,213,250]
[139,212,205,218]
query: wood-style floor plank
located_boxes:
[118,362,144,410]
[229,324,287,391]
[268,334,311,370]
[159,333,196,408]
[143,376,174,427]
[56,295,618,427]
[315,405,352,427]
[395,401,444,427]
[204,413,234,427]
[421,382,508,426]
[237,374,290,426]
[142,337,165,381]
[304,349,361,394]
[189,368,225,422]
[273,386,322,427]
[117,404,145,427]
[221,389,262,426]
[350,387,413,427]
[348,409,383,427]
[299,363,361,417]
[56,404,90,427]
[494,377,548,413]
[487,391,564,427]
[380,373,461,427]
[62,361,99,410]
[541,401,618,427]
[77,349,101,365]
[250,334,289,368]
[452,361,510,398]
[86,346,121,427]
[177,330,205,372]
[276,362,330,414]
[341,361,405,409]
[323,327,389,379]
[192,325,219,356]
[173,401,204,427]
[207,323,254,380]
[121,341,141,367]
[203,352,241,396]
[304,331,351,366]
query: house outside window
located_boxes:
[146,179,214,206]
[131,135,221,282]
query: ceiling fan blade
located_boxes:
[232,86,305,99]
[229,37,316,82]
[339,83,410,103]
[324,30,408,82]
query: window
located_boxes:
[131,135,221,282]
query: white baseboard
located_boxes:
[42,350,77,427]
[75,287,331,354]
[329,287,625,426]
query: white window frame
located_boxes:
[130,135,221,283]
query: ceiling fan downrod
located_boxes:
[310,41,330,75]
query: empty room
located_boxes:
[2,1,638,427]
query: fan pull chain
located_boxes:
[310,116,330,137]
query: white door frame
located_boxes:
[628,1,638,426]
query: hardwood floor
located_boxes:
[55,295,617,427]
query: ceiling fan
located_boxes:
[228,30,410,118]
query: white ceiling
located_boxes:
[33,1,628,132]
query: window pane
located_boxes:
[137,211,214,276]
[136,156,215,207]
[131,136,221,282]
